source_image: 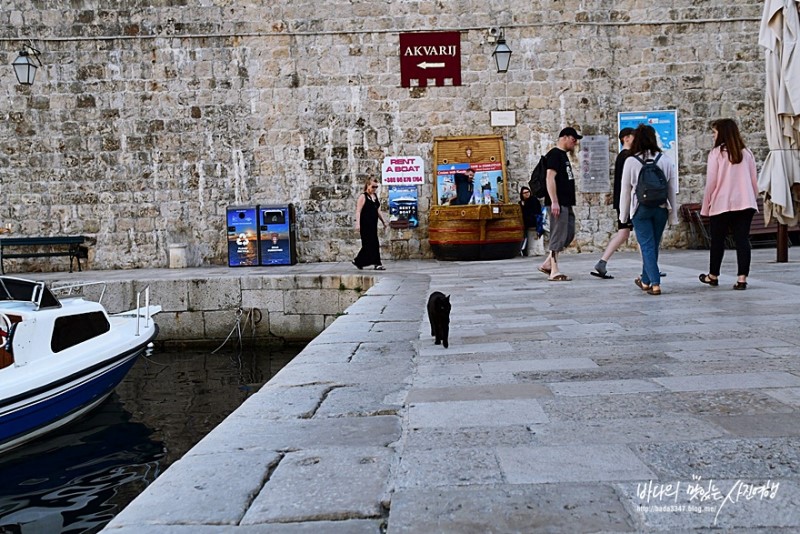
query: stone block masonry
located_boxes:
[0,2,766,268]
[102,251,800,532]
[70,273,374,344]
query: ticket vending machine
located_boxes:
[259,204,297,265]
[226,205,259,267]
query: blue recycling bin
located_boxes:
[259,204,297,265]
[226,206,259,267]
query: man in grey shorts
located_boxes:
[538,127,582,281]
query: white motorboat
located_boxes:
[0,276,161,454]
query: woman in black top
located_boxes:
[519,186,542,256]
[353,177,387,270]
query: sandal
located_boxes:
[634,278,651,291]
[538,266,551,275]
[647,287,662,296]
[699,274,718,286]
[351,260,363,270]
[733,281,747,290]
[374,265,386,270]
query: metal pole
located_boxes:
[777,224,789,263]
[135,291,141,336]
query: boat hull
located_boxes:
[429,204,523,261]
[0,330,157,454]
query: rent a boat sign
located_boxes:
[382,156,425,186]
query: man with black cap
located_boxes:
[538,126,582,281]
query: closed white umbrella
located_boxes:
[758,0,800,227]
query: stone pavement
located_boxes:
[98,248,800,533]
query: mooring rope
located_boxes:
[211,307,263,355]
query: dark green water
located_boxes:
[0,344,302,534]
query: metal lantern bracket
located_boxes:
[491,30,512,73]
[12,41,43,86]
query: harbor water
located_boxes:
[0,344,303,533]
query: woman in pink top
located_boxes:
[699,118,759,290]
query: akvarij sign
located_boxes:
[382,156,425,185]
[399,32,461,88]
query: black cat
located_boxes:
[427,291,451,348]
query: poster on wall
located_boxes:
[435,162,505,206]
[387,185,419,229]
[579,135,610,193]
[382,156,425,185]
[618,109,679,187]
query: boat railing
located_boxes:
[136,285,152,336]
[49,281,108,304]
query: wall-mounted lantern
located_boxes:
[12,43,42,86]
[492,31,512,73]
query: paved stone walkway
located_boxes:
[99,248,800,533]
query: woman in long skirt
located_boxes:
[353,177,387,270]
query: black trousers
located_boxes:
[709,208,755,277]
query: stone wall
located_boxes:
[0,1,766,268]
[69,273,374,343]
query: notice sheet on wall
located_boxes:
[579,135,610,193]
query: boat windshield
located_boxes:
[0,277,61,309]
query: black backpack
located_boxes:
[528,156,547,198]
[634,153,668,207]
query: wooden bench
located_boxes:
[680,203,710,249]
[748,198,800,246]
[0,236,89,274]
[680,200,799,249]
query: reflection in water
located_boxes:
[0,345,301,533]
[0,400,163,534]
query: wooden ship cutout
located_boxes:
[429,135,523,260]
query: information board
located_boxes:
[579,135,610,193]
[618,110,679,188]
